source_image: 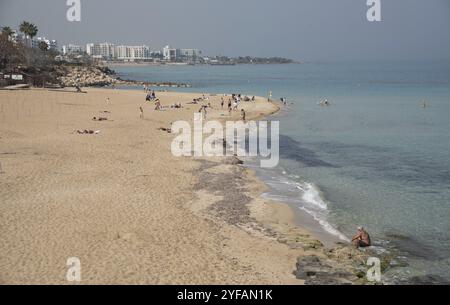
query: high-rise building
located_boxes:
[62,44,84,55]
[163,45,180,61]
[162,46,201,62]
[116,45,150,61]
[86,42,115,59]
[179,49,202,60]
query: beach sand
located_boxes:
[0,88,357,284]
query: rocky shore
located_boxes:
[57,66,116,87]
[57,65,191,88]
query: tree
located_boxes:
[19,21,38,39]
[1,26,14,38]
[38,41,49,52]
[0,32,23,69]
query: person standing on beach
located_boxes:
[241,109,246,122]
[233,101,238,111]
[199,106,207,119]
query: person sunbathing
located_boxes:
[171,103,183,109]
[75,129,100,135]
[92,117,108,121]
[157,127,172,133]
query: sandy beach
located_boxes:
[0,88,359,284]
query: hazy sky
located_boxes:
[1,0,449,61]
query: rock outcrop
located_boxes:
[58,66,117,87]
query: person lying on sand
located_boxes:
[157,127,172,133]
[352,226,371,248]
[92,117,108,121]
[74,129,100,135]
[171,103,183,109]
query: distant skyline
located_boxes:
[1,0,450,61]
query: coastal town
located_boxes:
[2,24,297,66]
[0,22,297,89]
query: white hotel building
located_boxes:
[11,31,58,51]
[116,45,151,61]
[86,43,150,61]
[62,44,84,55]
[86,42,116,59]
[163,45,201,61]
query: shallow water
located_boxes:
[113,61,450,283]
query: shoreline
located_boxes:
[0,87,366,284]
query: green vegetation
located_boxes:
[0,22,64,87]
[19,21,38,39]
[1,26,14,38]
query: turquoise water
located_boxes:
[113,62,450,283]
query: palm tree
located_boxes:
[38,41,49,52]
[19,21,38,39]
[1,26,14,38]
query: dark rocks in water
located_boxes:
[294,255,357,285]
[402,274,450,285]
[385,232,441,260]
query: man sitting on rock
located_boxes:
[352,226,371,248]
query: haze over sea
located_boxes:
[113,61,450,283]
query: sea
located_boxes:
[112,61,450,284]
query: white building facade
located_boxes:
[86,43,150,61]
[163,46,202,62]
[116,45,150,61]
[11,31,58,51]
[62,44,84,55]
[86,42,116,59]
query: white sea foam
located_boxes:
[300,182,328,210]
[262,176,349,242]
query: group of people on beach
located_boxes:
[146,90,157,101]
